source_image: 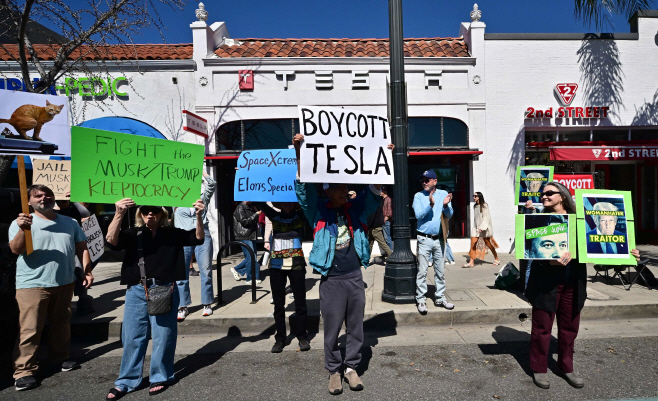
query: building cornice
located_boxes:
[202,57,476,67]
[485,33,638,41]
[0,59,196,73]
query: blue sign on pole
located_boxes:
[234,149,298,202]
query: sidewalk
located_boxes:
[71,245,658,339]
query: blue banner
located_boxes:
[234,149,298,202]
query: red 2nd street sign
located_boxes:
[555,83,578,106]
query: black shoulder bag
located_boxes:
[137,231,174,316]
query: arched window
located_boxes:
[408,117,468,148]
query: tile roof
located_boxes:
[215,38,469,58]
[0,43,193,61]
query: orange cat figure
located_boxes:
[0,100,64,141]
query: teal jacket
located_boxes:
[295,180,382,276]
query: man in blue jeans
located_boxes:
[175,171,216,321]
[412,170,454,314]
[231,201,261,284]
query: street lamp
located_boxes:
[382,0,416,304]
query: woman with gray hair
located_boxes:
[104,197,204,399]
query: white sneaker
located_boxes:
[447,261,456,265]
[245,280,252,285]
[202,305,213,316]
[256,280,262,284]
[270,297,274,304]
[177,307,189,322]
[417,302,428,314]
[230,267,241,281]
[435,300,455,310]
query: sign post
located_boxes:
[17,156,33,255]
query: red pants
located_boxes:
[529,285,581,374]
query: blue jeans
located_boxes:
[177,229,214,307]
[234,239,260,281]
[416,236,446,303]
[115,284,179,393]
[445,241,455,263]
[383,221,393,251]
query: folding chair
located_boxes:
[593,264,614,283]
[613,258,652,291]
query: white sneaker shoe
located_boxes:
[270,297,274,304]
[177,307,189,322]
[230,267,241,281]
[245,280,252,285]
[256,280,262,284]
[435,300,455,310]
[447,261,456,265]
[417,302,428,314]
[202,305,213,317]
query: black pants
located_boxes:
[270,268,308,343]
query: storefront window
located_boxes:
[592,129,628,142]
[408,117,468,148]
[526,131,557,143]
[631,128,658,141]
[244,119,293,150]
[216,121,241,151]
[558,131,590,142]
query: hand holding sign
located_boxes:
[297,106,394,184]
[16,213,32,230]
[193,199,205,217]
[115,198,136,216]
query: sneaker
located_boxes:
[417,302,428,314]
[271,341,284,353]
[270,297,274,304]
[189,269,200,277]
[245,280,252,285]
[299,339,311,351]
[344,369,364,391]
[177,307,189,322]
[230,267,241,281]
[202,305,213,317]
[446,261,456,266]
[256,280,262,284]
[328,372,343,395]
[435,300,455,310]
[15,376,38,391]
[61,360,80,372]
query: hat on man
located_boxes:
[420,170,437,180]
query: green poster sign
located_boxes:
[70,127,204,207]
[574,189,636,265]
[514,165,554,206]
[515,214,577,260]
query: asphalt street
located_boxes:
[0,326,657,401]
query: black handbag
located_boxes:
[137,231,174,316]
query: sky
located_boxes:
[43,0,645,44]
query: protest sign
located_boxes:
[575,189,636,265]
[515,214,577,260]
[234,149,298,202]
[554,173,595,199]
[515,166,554,206]
[32,159,70,200]
[297,105,394,184]
[70,127,204,207]
[82,215,104,263]
[0,91,70,156]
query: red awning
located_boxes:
[408,150,483,156]
[550,146,658,161]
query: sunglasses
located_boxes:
[541,190,560,198]
[421,178,433,183]
[141,207,162,215]
[473,195,479,198]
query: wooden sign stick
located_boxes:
[17,156,34,255]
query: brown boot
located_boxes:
[344,369,364,391]
[328,373,343,395]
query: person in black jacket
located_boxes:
[0,223,19,386]
[231,201,262,284]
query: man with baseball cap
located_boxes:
[413,170,454,314]
[293,133,393,395]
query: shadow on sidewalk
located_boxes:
[173,325,276,381]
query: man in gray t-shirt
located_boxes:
[8,185,92,391]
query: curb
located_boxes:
[71,303,658,340]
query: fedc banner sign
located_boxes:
[70,127,204,207]
[234,149,298,202]
[298,105,394,184]
[82,214,104,263]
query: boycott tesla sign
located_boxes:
[298,105,394,184]
[525,83,609,120]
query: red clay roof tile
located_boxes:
[0,43,193,62]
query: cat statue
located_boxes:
[0,100,64,141]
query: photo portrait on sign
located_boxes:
[582,194,629,258]
[524,214,570,260]
[516,166,553,206]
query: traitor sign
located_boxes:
[32,159,70,200]
[297,105,394,184]
[70,127,204,207]
[234,149,297,202]
[82,214,104,262]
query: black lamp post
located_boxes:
[382,0,416,304]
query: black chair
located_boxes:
[593,259,652,290]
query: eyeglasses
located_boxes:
[541,190,560,198]
[141,207,162,215]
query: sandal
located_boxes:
[462,263,475,268]
[106,388,126,400]
[149,382,169,396]
[493,260,501,266]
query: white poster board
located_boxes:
[0,91,70,156]
[82,214,105,262]
[298,105,394,184]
